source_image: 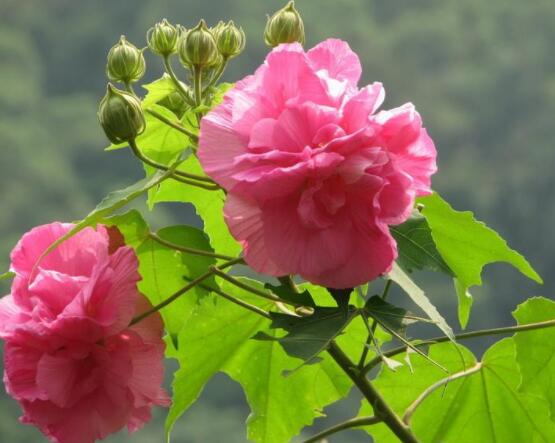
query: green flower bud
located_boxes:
[214,20,246,59]
[106,36,146,83]
[147,19,179,56]
[264,1,305,47]
[178,19,219,68]
[98,84,145,144]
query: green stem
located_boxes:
[402,362,483,426]
[358,279,392,369]
[130,257,243,326]
[163,56,194,105]
[123,82,138,97]
[193,65,203,107]
[301,416,381,443]
[145,108,198,142]
[148,232,235,261]
[203,57,228,93]
[211,268,301,307]
[363,317,555,375]
[184,278,271,319]
[128,139,219,190]
[327,342,420,443]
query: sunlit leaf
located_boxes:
[513,296,555,420]
[360,339,555,442]
[102,210,217,342]
[34,171,170,268]
[141,74,178,108]
[166,279,363,443]
[388,263,454,341]
[419,193,542,327]
[148,155,240,256]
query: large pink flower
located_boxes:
[0,223,170,443]
[199,39,437,288]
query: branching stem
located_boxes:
[145,108,198,142]
[128,139,219,190]
[130,257,243,325]
[301,416,381,443]
[363,318,555,375]
[211,268,301,307]
[402,362,483,425]
[148,232,235,260]
[163,56,194,106]
[327,341,420,443]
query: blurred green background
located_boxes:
[0,0,553,441]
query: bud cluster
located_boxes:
[98,2,306,144]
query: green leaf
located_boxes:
[148,155,240,256]
[0,271,14,281]
[35,170,171,268]
[364,296,429,335]
[388,263,455,342]
[254,306,358,363]
[265,282,316,308]
[419,193,543,327]
[454,278,473,328]
[167,279,362,443]
[141,74,178,109]
[513,296,555,420]
[102,210,217,341]
[361,339,555,443]
[391,211,453,275]
[106,104,191,156]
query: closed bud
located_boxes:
[147,19,179,56]
[264,1,305,47]
[178,19,219,68]
[214,20,246,59]
[106,36,146,83]
[98,84,145,144]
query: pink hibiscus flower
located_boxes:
[199,39,437,288]
[0,223,169,443]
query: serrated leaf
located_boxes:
[34,170,171,268]
[141,74,178,109]
[419,193,543,327]
[388,263,455,342]
[102,210,217,342]
[254,307,358,363]
[360,339,555,443]
[148,155,240,256]
[513,296,555,420]
[391,211,453,275]
[166,279,360,443]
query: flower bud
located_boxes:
[178,19,219,68]
[214,20,246,59]
[147,19,179,56]
[106,36,146,83]
[264,1,305,47]
[98,84,145,144]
